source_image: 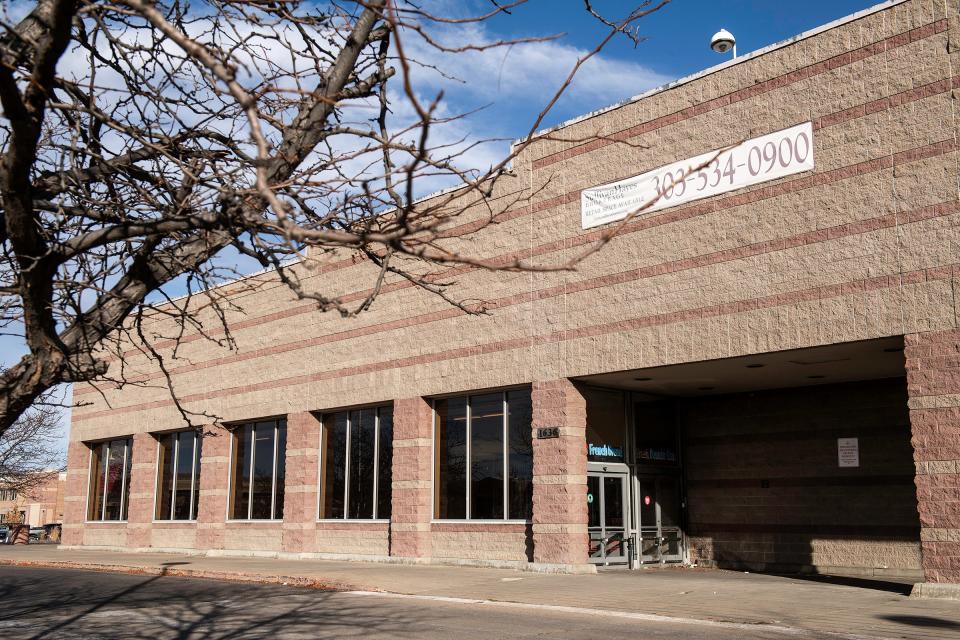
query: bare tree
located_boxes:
[0,394,64,497]
[0,0,667,434]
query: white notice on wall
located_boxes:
[838,437,859,468]
[580,121,815,229]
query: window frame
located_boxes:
[316,404,392,522]
[153,430,201,522]
[431,388,532,523]
[84,437,133,523]
[226,418,287,522]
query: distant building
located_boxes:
[0,472,67,528]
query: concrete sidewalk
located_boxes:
[1,545,958,640]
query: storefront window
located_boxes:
[585,388,626,463]
[229,419,286,520]
[155,430,202,520]
[634,401,679,466]
[319,406,393,519]
[433,389,532,520]
[87,438,133,521]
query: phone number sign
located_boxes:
[580,122,814,229]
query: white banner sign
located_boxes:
[581,122,815,229]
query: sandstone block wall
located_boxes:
[60,0,960,574]
[682,378,921,578]
[905,329,960,583]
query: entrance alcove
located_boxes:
[576,336,922,579]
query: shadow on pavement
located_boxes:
[772,573,914,595]
[0,565,428,640]
[879,615,960,630]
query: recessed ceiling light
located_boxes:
[745,364,765,369]
[634,377,652,382]
[807,375,826,379]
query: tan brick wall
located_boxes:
[531,379,588,566]
[61,0,960,573]
[906,329,960,583]
[390,396,433,558]
[683,379,921,577]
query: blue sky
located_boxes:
[0,0,885,453]
[431,0,887,140]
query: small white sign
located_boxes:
[838,437,859,468]
[580,121,815,229]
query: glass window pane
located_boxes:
[231,424,252,519]
[173,431,196,520]
[376,407,393,519]
[603,476,624,528]
[104,440,126,520]
[349,410,376,519]
[122,439,133,520]
[156,434,174,520]
[470,393,504,520]
[585,388,626,462]
[274,420,286,520]
[320,413,348,519]
[251,421,277,519]
[435,397,467,519]
[87,443,106,521]
[507,390,533,520]
[634,401,679,466]
[192,435,202,520]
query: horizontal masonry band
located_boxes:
[75,132,960,400]
[687,522,920,538]
[75,254,960,423]
[77,18,954,381]
[531,18,948,169]
[685,422,908,446]
[685,474,917,489]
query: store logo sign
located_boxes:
[588,443,624,459]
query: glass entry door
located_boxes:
[636,474,683,563]
[587,470,629,565]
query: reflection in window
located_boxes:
[87,438,133,521]
[156,430,202,520]
[319,406,393,519]
[230,419,286,520]
[434,390,533,520]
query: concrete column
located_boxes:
[282,411,322,554]
[195,427,231,550]
[530,379,592,571]
[125,432,156,548]
[390,396,433,559]
[61,441,90,546]
[906,329,960,597]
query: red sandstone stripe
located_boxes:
[82,71,958,380]
[430,523,528,533]
[688,522,919,537]
[532,19,949,169]
[75,135,960,397]
[74,260,960,422]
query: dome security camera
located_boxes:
[710,28,736,56]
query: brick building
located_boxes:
[1,472,66,528]
[63,0,960,596]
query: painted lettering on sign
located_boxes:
[580,122,815,229]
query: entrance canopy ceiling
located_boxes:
[576,337,905,397]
